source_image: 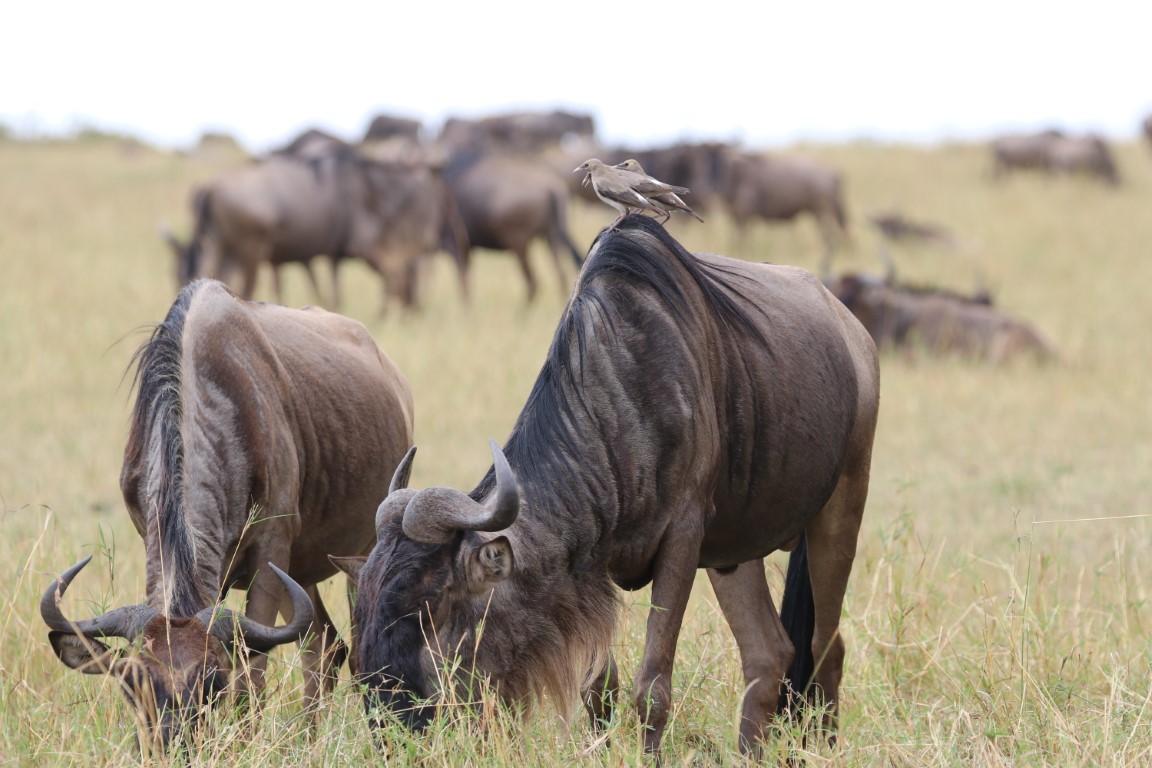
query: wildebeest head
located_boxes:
[42,557,313,751]
[355,442,518,730]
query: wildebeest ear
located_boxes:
[466,536,514,592]
[329,554,367,585]
[49,632,123,675]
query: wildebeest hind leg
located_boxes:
[707,560,794,756]
[802,465,869,737]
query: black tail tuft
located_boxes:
[778,533,815,716]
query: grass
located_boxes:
[1,137,1150,766]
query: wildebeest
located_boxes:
[440,110,595,153]
[1047,135,1120,185]
[826,272,1055,362]
[163,147,466,312]
[270,127,351,159]
[990,130,1064,177]
[362,113,422,144]
[1143,115,1152,149]
[354,215,879,758]
[988,129,1119,184]
[868,210,955,248]
[42,279,415,751]
[444,151,583,301]
[722,151,850,275]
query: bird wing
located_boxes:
[592,169,658,207]
[614,169,690,196]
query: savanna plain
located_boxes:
[0,138,1149,766]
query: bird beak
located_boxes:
[572,166,583,174]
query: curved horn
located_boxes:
[389,446,417,495]
[40,556,157,640]
[198,563,314,653]
[402,439,521,544]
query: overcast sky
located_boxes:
[5,1,1150,152]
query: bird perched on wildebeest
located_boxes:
[574,158,670,228]
[614,159,704,223]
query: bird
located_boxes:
[614,159,704,223]
[574,158,668,228]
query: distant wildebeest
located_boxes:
[1047,135,1119,185]
[163,147,466,312]
[362,114,422,144]
[444,151,583,301]
[440,110,595,153]
[270,127,351,159]
[990,130,1064,177]
[868,210,955,248]
[990,129,1118,185]
[354,215,880,758]
[41,279,415,752]
[722,151,851,275]
[826,272,1055,362]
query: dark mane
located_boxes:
[124,280,204,616]
[473,214,768,504]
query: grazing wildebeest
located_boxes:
[989,129,1065,178]
[42,279,415,751]
[163,148,466,312]
[722,151,850,275]
[444,151,583,301]
[1047,135,1120,185]
[354,215,880,758]
[826,272,1055,362]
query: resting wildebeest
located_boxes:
[444,151,583,301]
[722,151,850,275]
[355,215,880,758]
[826,272,1055,362]
[42,279,414,752]
[163,148,465,312]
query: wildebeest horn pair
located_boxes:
[41,556,313,652]
[396,438,520,544]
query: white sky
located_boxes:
[4,0,1150,151]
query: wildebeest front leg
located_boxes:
[707,560,794,756]
[284,585,345,715]
[633,530,701,756]
[582,653,619,731]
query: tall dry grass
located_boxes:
[0,137,1149,766]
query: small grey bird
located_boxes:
[574,158,667,228]
[614,159,704,223]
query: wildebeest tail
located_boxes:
[777,532,815,716]
[548,191,584,268]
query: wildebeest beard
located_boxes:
[355,525,454,731]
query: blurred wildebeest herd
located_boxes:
[37,106,1152,760]
[160,108,1152,360]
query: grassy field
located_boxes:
[1,137,1149,766]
